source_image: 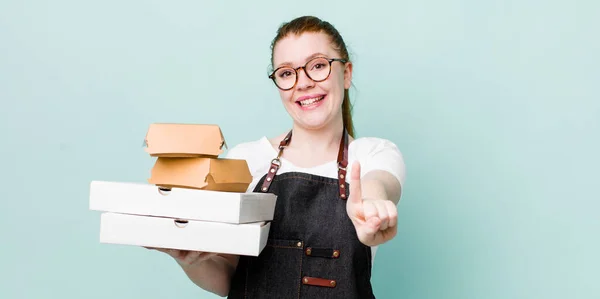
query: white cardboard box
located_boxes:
[99,212,270,256]
[89,181,277,224]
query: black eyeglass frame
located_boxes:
[268,57,348,91]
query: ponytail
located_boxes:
[342,89,355,137]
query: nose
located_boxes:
[295,67,314,90]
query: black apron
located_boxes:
[227,128,376,299]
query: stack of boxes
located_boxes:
[89,123,277,256]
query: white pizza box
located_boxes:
[99,212,270,256]
[89,181,277,224]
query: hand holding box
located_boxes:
[90,123,276,257]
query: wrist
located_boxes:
[361,179,388,202]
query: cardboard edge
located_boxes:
[218,127,228,151]
[99,213,272,256]
[89,180,112,212]
[148,153,221,158]
[237,193,277,223]
[208,158,253,185]
[91,182,255,223]
[258,222,271,255]
[144,123,227,156]
[88,180,97,211]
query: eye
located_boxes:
[277,69,294,78]
[312,63,326,70]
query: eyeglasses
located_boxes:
[269,57,347,91]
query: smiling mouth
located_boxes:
[297,95,325,107]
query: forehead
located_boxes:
[272,32,336,67]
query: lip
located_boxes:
[295,94,327,102]
[295,94,326,111]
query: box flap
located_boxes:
[148,158,209,189]
[148,157,253,192]
[144,123,227,157]
[208,159,253,184]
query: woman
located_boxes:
[152,16,406,298]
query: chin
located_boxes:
[292,112,337,130]
[297,120,329,130]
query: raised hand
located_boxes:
[345,161,398,246]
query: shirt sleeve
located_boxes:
[224,144,245,160]
[357,138,406,188]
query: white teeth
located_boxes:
[299,96,324,106]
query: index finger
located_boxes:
[348,161,362,204]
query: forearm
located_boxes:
[178,254,238,297]
[361,170,402,204]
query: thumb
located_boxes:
[348,161,362,205]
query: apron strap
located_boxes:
[259,127,350,200]
[259,130,292,192]
[337,129,349,199]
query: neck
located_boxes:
[289,116,345,152]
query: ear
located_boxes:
[343,61,353,90]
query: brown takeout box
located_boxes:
[148,157,253,193]
[144,123,227,157]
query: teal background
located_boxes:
[1,0,598,298]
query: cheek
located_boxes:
[331,72,346,92]
[333,70,346,88]
[280,90,293,103]
[321,74,343,92]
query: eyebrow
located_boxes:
[275,52,329,69]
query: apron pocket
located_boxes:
[267,238,305,249]
[243,238,304,298]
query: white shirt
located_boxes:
[225,135,406,265]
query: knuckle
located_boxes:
[179,258,190,266]
[379,211,389,219]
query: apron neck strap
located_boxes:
[260,126,350,200]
